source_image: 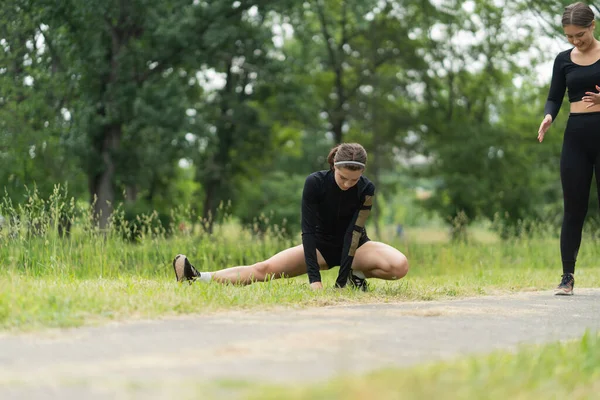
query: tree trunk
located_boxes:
[200,60,235,233]
[125,185,138,203]
[92,125,121,230]
[331,113,344,144]
[202,179,218,233]
[88,16,126,230]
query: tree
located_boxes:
[184,2,304,229]
[9,0,271,229]
[416,0,551,238]
[286,0,436,145]
[0,1,83,200]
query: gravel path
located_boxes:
[2,289,600,399]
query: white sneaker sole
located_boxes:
[554,288,574,296]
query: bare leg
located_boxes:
[210,244,329,285]
[352,241,409,280]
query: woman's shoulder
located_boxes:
[305,169,331,183]
[303,170,331,193]
[555,48,574,62]
[359,175,375,193]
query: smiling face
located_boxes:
[564,23,596,51]
[334,167,363,191]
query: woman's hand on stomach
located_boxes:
[578,85,600,111]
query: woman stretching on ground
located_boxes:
[173,142,409,291]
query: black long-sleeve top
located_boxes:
[301,170,375,287]
[544,48,600,121]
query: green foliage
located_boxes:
[2,188,600,335]
[187,3,301,226]
[0,1,86,204]
[234,171,305,238]
[111,202,174,243]
[414,1,558,239]
[0,0,580,238]
[4,209,600,331]
[0,184,76,239]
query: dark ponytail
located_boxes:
[327,145,340,170]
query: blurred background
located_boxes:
[0,0,595,243]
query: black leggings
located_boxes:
[560,112,600,274]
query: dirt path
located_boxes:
[2,289,600,399]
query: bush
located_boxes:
[234,171,305,238]
[111,202,174,242]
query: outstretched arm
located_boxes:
[544,53,566,122]
[301,175,322,285]
[335,185,375,288]
[540,53,566,132]
[539,54,566,143]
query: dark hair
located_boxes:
[562,2,595,27]
[327,143,367,171]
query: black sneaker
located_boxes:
[172,254,200,283]
[348,271,368,292]
[555,273,574,296]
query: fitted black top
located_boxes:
[301,170,375,287]
[544,48,600,121]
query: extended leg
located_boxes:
[174,245,329,285]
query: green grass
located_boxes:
[1,224,600,330]
[2,195,600,398]
[42,331,600,399]
[1,190,600,331]
[2,227,600,331]
[233,331,600,400]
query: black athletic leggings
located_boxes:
[560,112,600,274]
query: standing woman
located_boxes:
[172,142,409,291]
[538,2,600,295]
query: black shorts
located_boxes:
[316,235,370,268]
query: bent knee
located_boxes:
[390,254,409,279]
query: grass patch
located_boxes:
[1,193,600,331]
[235,331,600,400]
[2,233,600,331]
[34,332,600,399]
[2,225,600,331]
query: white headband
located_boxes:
[334,161,365,167]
